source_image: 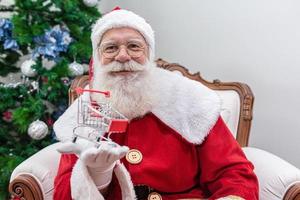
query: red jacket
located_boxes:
[54,113,258,200]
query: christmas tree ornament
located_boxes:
[0,73,23,88]
[27,81,39,94]
[61,77,70,86]
[1,82,22,88]
[33,25,72,60]
[46,117,54,126]
[4,39,19,51]
[2,110,13,122]
[20,59,37,77]
[41,76,48,83]
[28,120,49,140]
[0,18,19,51]
[42,58,56,70]
[69,61,84,76]
[83,0,99,7]
[31,81,39,90]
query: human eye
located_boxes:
[103,44,118,53]
[127,42,143,51]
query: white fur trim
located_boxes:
[71,160,136,200]
[91,10,155,61]
[114,161,136,200]
[54,68,221,144]
[71,160,105,200]
[151,67,221,144]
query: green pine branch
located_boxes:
[0,1,102,198]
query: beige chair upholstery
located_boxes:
[9,143,61,200]
[9,59,300,200]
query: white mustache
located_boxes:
[101,61,145,73]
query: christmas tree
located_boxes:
[0,0,101,198]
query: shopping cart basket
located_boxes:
[72,87,128,146]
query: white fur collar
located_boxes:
[150,67,221,144]
[54,67,221,145]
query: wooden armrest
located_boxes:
[9,174,43,200]
[284,183,300,200]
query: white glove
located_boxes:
[57,140,129,189]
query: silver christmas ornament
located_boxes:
[42,58,56,70]
[21,59,37,77]
[31,81,39,91]
[82,64,89,73]
[69,61,84,76]
[27,81,39,94]
[28,120,49,140]
[83,0,99,7]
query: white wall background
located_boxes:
[97,0,300,168]
[1,0,299,167]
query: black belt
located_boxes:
[134,185,155,200]
[134,184,199,200]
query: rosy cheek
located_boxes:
[101,57,112,65]
[135,56,147,65]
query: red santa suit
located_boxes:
[53,66,259,200]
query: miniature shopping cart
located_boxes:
[72,87,128,147]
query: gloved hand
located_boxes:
[57,140,129,190]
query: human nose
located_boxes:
[114,46,131,63]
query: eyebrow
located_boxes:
[99,38,145,47]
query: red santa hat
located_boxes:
[91,9,155,61]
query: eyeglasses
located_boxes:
[98,40,146,59]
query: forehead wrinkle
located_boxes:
[99,28,147,45]
[100,36,146,45]
[100,38,146,46]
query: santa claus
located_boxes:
[53,9,258,200]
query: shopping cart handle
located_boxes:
[75,87,84,95]
[75,87,110,97]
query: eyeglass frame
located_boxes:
[97,39,148,59]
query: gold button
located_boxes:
[126,149,143,164]
[148,192,162,200]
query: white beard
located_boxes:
[92,60,156,120]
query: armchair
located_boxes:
[9,59,300,200]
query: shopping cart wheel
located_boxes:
[72,136,78,143]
